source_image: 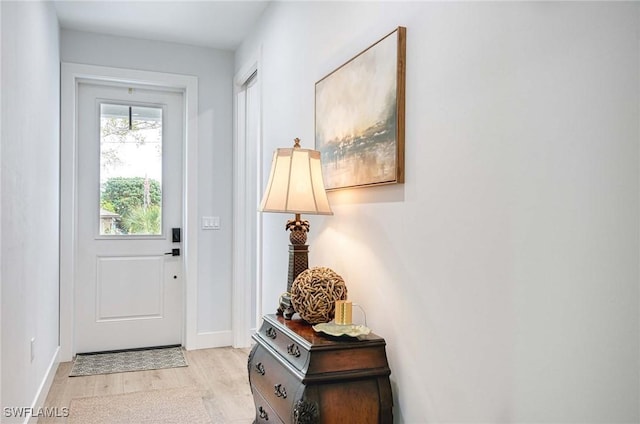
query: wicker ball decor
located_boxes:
[291,267,347,324]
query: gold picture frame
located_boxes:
[315,26,406,190]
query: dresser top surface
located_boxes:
[262,314,385,349]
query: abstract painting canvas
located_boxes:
[315,27,406,190]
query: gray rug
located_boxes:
[70,346,188,377]
[68,387,211,424]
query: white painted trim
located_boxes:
[254,74,264,332]
[232,87,249,348]
[59,63,199,361]
[234,55,257,87]
[232,48,263,348]
[26,347,60,424]
[191,331,234,350]
[0,2,3,410]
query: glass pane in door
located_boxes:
[99,103,163,235]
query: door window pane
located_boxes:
[99,104,163,235]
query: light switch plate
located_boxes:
[202,216,221,230]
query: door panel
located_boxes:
[75,82,184,353]
[96,256,164,320]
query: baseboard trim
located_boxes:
[190,330,233,350]
[26,346,60,424]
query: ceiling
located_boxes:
[53,1,271,51]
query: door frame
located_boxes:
[232,50,263,347]
[60,62,199,361]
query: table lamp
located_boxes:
[259,138,333,319]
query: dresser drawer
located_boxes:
[252,388,283,424]
[258,321,309,371]
[249,344,303,423]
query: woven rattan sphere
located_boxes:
[291,267,347,324]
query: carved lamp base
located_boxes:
[277,215,310,320]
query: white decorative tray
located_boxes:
[312,322,371,338]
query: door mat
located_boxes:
[70,346,188,377]
[68,387,211,424]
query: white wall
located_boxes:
[236,2,639,422]
[1,1,60,420]
[61,30,235,338]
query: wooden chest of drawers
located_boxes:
[248,314,393,424]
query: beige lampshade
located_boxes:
[260,146,333,215]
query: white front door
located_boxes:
[75,82,184,353]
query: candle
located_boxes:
[334,300,352,325]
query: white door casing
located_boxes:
[233,55,263,348]
[75,83,183,353]
[60,63,199,361]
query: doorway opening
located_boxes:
[60,63,199,361]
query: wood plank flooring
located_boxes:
[39,347,255,423]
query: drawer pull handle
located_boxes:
[266,327,277,339]
[258,406,269,420]
[287,343,301,357]
[254,362,265,375]
[274,383,287,399]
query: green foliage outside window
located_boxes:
[121,205,161,235]
[101,177,161,234]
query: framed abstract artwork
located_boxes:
[315,26,406,190]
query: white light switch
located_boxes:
[202,216,221,230]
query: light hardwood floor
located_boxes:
[39,347,255,423]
